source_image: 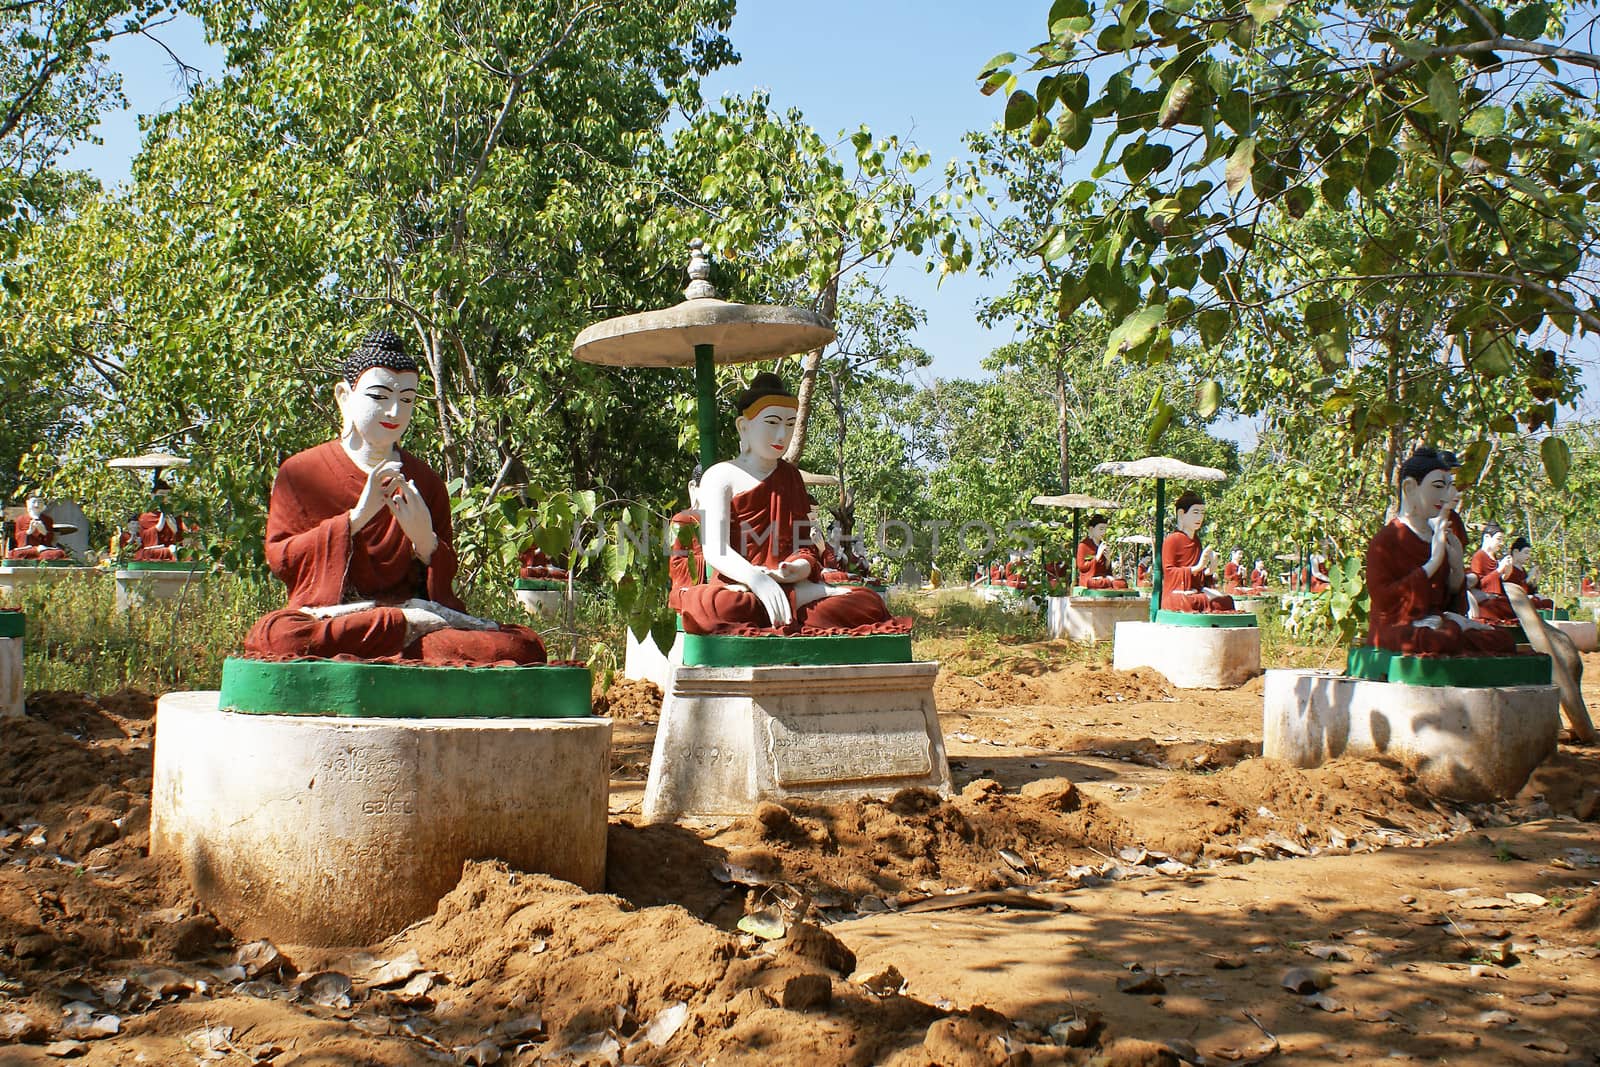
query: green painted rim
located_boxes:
[1154,609,1258,628]
[219,656,593,718]
[1347,646,1551,688]
[1,559,80,568]
[0,612,22,638]
[681,632,913,667]
[514,578,567,592]
[120,561,204,572]
[1071,587,1140,598]
[1539,608,1571,622]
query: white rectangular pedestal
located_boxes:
[1,636,22,718]
[1549,619,1597,653]
[0,565,94,601]
[1046,596,1149,644]
[642,661,951,822]
[1112,620,1261,689]
[113,568,205,612]
[623,629,684,692]
[1262,669,1560,801]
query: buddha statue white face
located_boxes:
[336,367,419,453]
[25,497,44,519]
[1176,502,1205,536]
[1512,544,1533,568]
[1401,468,1453,522]
[735,402,797,464]
[1231,548,1244,564]
[1482,528,1504,555]
[1088,521,1109,542]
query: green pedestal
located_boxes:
[219,657,593,718]
[1345,646,1551,688]
[680,631,913,668]
[1154,609,1258,628]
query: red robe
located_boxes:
[132,511,183,561]
[667,510,704,613]
[1583,577,1597,596]
[1076,538,1127,590]
[1249,567,1268,588]
[1366,521,1515,655]
[676,460,904,636]
[7,515,68,560]
[1470,549,1516,622]
[1505,565,1553,610]
[518,545,569,581]
[1223,561,1243,591]
[243,440,544,665]
[1160,531,1234,612]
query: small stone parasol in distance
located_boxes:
[1031,493,1121,588]
[1094,457,1226,621]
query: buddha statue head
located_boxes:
[1510,536,1533,569]
[1231,548,1244,566]
[1481,522,1504,555]
[733,372,797,465]
[1086,514,1109,542]
[1396,446,1458,523]
[1254,558,1265,573]
[1174,490,1206,536]
[336,328,421,454]
[24,497,44,520]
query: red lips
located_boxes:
[380,421,400,430]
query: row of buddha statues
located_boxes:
[4,495,187,563]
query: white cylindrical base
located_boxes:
[514,588,566,618]
[1549,619,1597,653]
[0,637,22,718]
[113,568,207,612]
[1112,620,1262,689]
[151,692,612,945]
[1046,596,1150,644]
[622,628,683,691]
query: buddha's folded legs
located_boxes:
[246,606,411,659]
[1475,596,1517,622]
[1164,589,1226,612]
[1081,576,1129,590]
[7,547,67,560]
[1373,619,1516,656]
[796,587,891,629]
[678,582,891,635]
[411,624,545,665]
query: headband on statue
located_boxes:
[342,328,420,384]
[735,371,796,419]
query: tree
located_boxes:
[981,0,1600,481]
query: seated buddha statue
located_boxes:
[1075,514,1128,590]
[675,373,904,636]
[1250,558,1269,589]
[1505,537,1553,610]
[1160,491,1235,612]
[243,329,545,665]
[1468,522,1517,622]
[7,498,69,560]
[518,545,570,582]
[1364,447,1514,656]
[132,479,186,561]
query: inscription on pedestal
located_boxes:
[765,707,933,787]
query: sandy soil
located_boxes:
[1,649,1597,1065]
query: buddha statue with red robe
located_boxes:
[1364,447,1514,656]
[1583,574,1597,597]
[243,329,545,665]
[1160,491,1235,612]
[518,545,570,582]
[675,373,905,636]
[7,498,70,560]
[1505,537,1553,610]
[1250,559,1269,589]
[1075,515,1128,590]
[132,480,186,561]
[1468,523,1517,622]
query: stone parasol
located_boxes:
[1095,456,1228,620]
[801,470,841,487]
[572,240,835,471]
[109,452,191,493]
[1031,493,1121,587]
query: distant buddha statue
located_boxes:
[1075,514,1128,590]
[1469,522,1517,622]
[7,497,69,560]
[132,479,186,561]
[1364,447,1514,656]
[675,373,903,635]
[518,545,569,582]
[1504,536,1553,610]
[1160,491,1235,612]
[243,329,545,664]
[1250,558,1269,589]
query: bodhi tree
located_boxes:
[980,0,1599,485]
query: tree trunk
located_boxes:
[1056,366,1070,493]
[783,258,842,465]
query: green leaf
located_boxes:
[1105,303,1168,360]
[1158,75,1194,128]
[1004,90,1037,131]
[1505,2,1549,38]
[978,51,1017,76]
[1541,436,1570,489]
[1428,67,1460,127]
[1225,136,1255,196]
[1456,440,1490,485]
[1462,105,1505,137]
[1247,0,1287,22]
[1196,308,1231,348]
[1145,399,1176,448]
[1196,379,1223,417]
[1470,333,1515,376]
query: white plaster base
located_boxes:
[0,565,95,601]
[642,661,951,822]
[1233,597,1271,615]
[514,588,566,618]
[1262,669,1560,802]
[1112,620,1262,689]
[1549,619,1597,653]
[1046,595,1150,644]
[113,568,206,612]
[151,692,612,945]
[1,636,22,718]
[623,628,683,692]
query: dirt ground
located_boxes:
[2,646,1598,1065]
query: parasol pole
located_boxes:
[1151,478,1166,622]
[695,343,717,471]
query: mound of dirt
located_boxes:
[594,678,661,721]
[936,662,1171,713]
[703,780,1131,904]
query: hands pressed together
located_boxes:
[350,460,438,563]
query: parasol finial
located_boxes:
[684,238,719,302]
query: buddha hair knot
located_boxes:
[1174,490,1204,514]
[736,371,796,418]
[342,328,420,384]
[1397,446,1459,486]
